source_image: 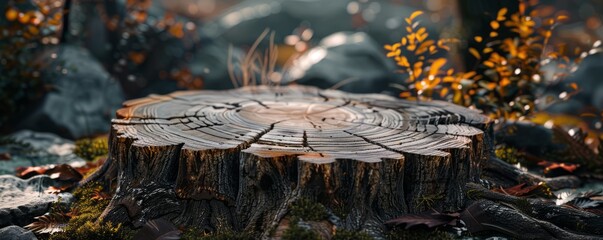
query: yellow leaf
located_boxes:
[469,48,481,59]
[413,68,423,80]
[387,51,399,58]
[409,11,424,21]
[417,32,428,43]
[447,69,454,76]
[5,7,18,21]
[486,83,497,90]
[416,40,435,55]
[416,27,426,36]
[462,71,477,79]
[429,58,447,77]
[28,26,39,35]
[483,47,493,54]
[401,37,408,46]
[557,15,569,21]
[443,76,456,82]
[490,21,500,30]
[500,78,510,87]
[405,18,412,25]
[384,43,401,51]
[484,61,495,68]
[168,22,185,38]
[490,31,498,38]
[397,56,410,67]
[497,8,508,21]
[18,12,31,24]
[440,88,449,98]
[406,26,413,33]
[400,91,412,98]
[474,36,483,43]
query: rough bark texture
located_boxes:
[466,183,603,239]
[94,85,491,237]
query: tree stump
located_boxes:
[95,85,491,236]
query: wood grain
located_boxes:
[96,85,491,237]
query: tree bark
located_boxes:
[93,85,491,236]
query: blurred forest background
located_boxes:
[1,0,603,141]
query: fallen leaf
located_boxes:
[45,164,83,182]
[538,161,579,177]
[16,166,47,179]
[0,152,10,161]
[493,183,548,197]
[25,213,69,235]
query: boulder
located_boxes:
[0,130,84,175]
[0,175,73,228]
[14,45,124,139]
[0,226,37,240]
[286,32,397,93]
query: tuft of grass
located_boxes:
[289,197,328,222]
[495,145,521,164]
[73,137,109,161]
[332,229,373,240]
[48,182,133,240]
[281,222,320,240]
[386,228,454,240]
[181,228,255,240]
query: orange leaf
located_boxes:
[490,31,498,38]
[556,15,569,21]
[405,18,412,25]
[490,21,500,30]
[429,58,447,77]
[409,11,424,21]
[397,56,410,67]
[443,76,456,82]
[440,88,449,97]
[462,71,477,79]
[469,48,481,59]
[570,83,579,90]
[400,91,412,98]
[474,36,483,43]
[168,22,185,38]
[5,7,18,21]
[497,8,508,21]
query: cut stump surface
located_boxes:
[97,85,491,236]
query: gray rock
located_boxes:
[15,45,124,139]
[0,175,73,228]
[188,39,246,90]
[495,121,557,155]
[0,226,37,240]
[201,0,421,46]
[286,32,397,93]
[0,130,85,175]
[202,0,349,46]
